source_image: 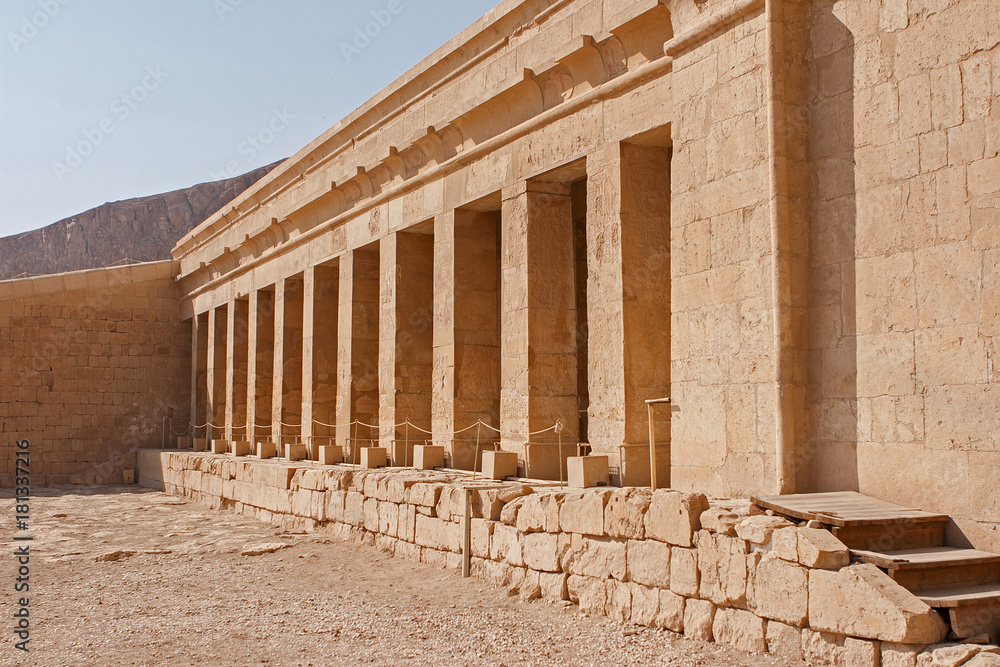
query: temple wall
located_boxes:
[0,262,191,485]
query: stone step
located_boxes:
[915,584,1000,642]
[852,547,1000,592]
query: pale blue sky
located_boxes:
[0,0,500,238]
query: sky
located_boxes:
[0,0,500,239]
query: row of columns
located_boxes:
[190,140,671,482]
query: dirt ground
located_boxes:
[0,486,803,667]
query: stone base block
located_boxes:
[285,443,309,462]
[256,442,278,459]
[177,436,192,450]
[482,450,518,480]
[618,444,652,487]
[568,456,610,488]
[361,447,388,469]
[193,438,209,452]
[318,445,343,465]
[211,440,229,454]
[230,441,252,457]
[413,445,445,470]
[524,443,575,481]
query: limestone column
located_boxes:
[500,180,580,455]
[272,281,287,445]
[248,289,275,445]
[190,314,208,437]
[381,231,434,458]
[433,210,502,467]
[273,276,304,445]
[225,299,249,442]
[307,264,339,449]
[336,246,380,452]
[207,306,228,442]
[379,234,398,449]
[586,142,671,484]
[302,269,317,449]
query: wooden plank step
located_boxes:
[916,585,1000,642]
[917,584,1000,608]
[853,547,1000,591]
[852,547,1000,570]
[752,492,950,527]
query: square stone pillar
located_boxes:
[191,313,209,438]
[587,142,671,484]
[247,288,274,445]
[336,246,380,451]
[225,299,249,442]
[433,210,502,466]
[272,276,304,445]
[302,263,339,453]
[380,231,434,453]
[500,180,580,452]
[207,306,228,441]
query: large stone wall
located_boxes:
[139,450,988,666]
[0,262,191,486]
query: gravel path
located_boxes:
[0,486,802,667]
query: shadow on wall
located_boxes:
[802,1,858,492]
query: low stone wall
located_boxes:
[139,450,997,666]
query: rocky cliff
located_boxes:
[0,160,283,281]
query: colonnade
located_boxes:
[189,137,672,483]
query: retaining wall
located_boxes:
[140,450,998,667]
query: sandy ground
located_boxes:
[0,486,803,667]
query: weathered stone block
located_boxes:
[670,546,700,597]
[490,523,523,567]
[285,443,309,462]
[749,553,809,626]
[766,621,803,660]
[627,539,670,588]
[684,599,716,641]
[628,582,660,626]
[414,514,461,553]
[482,450,517,480]
[713,608,767,654]
[917,645,983,667]
[539,571,568,601]
[656,589,686,632]
[809,564,948,643]
[605,488,652,540]
[516,492,561,533]
[644,490,709,547]
[606,579,632,623]
[559,490,609,536]
[413,445,444,470]
[523,532,563,572]
[325,490,345,523]
[361,447,388,469]
[363,497,380,533]
[344,491,365,527]
[881,642,923,667]
[406,482,442,508]
[318,445,342,465]
[700,507,741,536]
[567,575,607,616]
[566,534,627,581]
[798,528,851,570]
[567,456,609,488]
[735,515,794,545]
[697,531,749,606]
[802,630,881,667]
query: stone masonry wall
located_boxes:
[0,262,191,486]
[138,450,982,666]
